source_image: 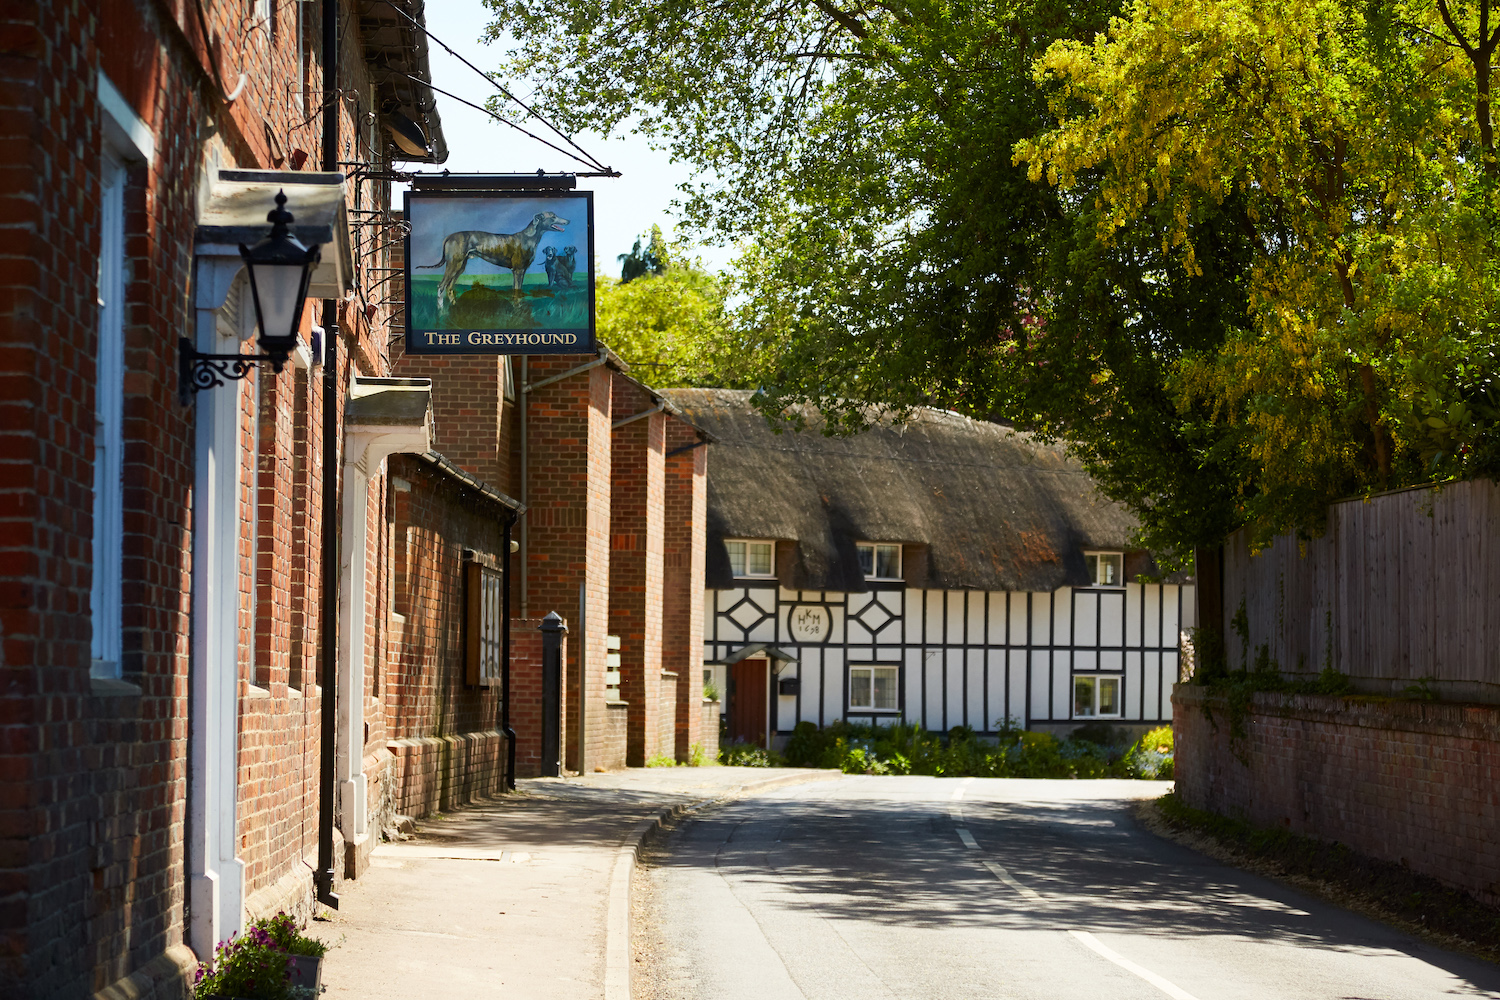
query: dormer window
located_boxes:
[1085,551,1124,588]
[727,539,775,578]
[857,542,902,581]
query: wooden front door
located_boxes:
[727,658,769,747]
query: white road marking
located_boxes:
[956,827,979,849]
[981,860,1043,902]
[1069,930,1203,1000]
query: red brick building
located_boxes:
[0,2,713,997]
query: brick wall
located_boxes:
[1173,685,1500,906]
[663,418,707,760]
[0,0,436,994]
[610,375,666,766]
[382,454,509,819]
[699,700,722,760]
[522,356,621,771]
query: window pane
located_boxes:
[875,545,900,579]
[850,668,872,709]
[727,541,746,576]
[1101,553,1123,586]
[872,667,899,710]
[748,541,773,575]
[1073,675,1096,717]
[857,544,874,576]
[1087,554,1101,586]
[1099,676,1121,716]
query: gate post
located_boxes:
[539,613,567,778]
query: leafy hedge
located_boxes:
[718,721,1174,779]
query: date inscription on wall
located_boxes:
[789,606,830,643]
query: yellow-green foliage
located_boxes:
[596,254,730,388]
[1018,0,1500,543]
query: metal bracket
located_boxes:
[179,337,283,405]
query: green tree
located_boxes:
[617,225,670,283]
[483,0,1500,555]
[484,0,1258,558]
[598,244,732,386]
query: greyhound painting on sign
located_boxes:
[404,190,595,355]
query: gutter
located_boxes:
[612,401,666,429]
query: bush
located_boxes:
[1121,725,1175,779]
[645,753,678,767]
[718,741,782,767]
[775,718,1172,779]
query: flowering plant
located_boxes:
[194,922,296,1000]
[195,912,326,1000]
[257,912,329,958]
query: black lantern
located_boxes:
[180,189,324,404]
[239,189,321,369]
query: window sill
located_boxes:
[604,699,629,707]
[90,676,142,697]
[245,684,271,700]
[848,707,902,714]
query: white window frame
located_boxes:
[1073,673,1123,719]
[848,664,900,713]
[856,542,902,581]
[726,539,776,579]
[1084,550,1126,588]
[90,150,127,680]
[92,72,152,682]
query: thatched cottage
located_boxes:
[664,389,1195,745]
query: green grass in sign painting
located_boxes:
[409,274,589,331]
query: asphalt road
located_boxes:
[636,776,1500,1000]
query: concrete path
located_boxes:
[637,776,1500,1000]
[316,767,838,999]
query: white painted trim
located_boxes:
[187,249,248,958]
[97,71,154,165]
[337,383,431,850]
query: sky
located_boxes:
[396,3,735,276]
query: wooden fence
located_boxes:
[1221,479,1500,696]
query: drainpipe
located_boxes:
[520,356,527,618]
[502,510,518,789]
[316,0,340,910]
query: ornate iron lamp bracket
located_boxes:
[178,338,286,405]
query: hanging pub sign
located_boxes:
[404,189,594,354]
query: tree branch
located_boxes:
[1436,0,1478,58]
[809,0,869,39]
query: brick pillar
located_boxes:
[610,375,666,766]
[664,418,708,760]
[524,356,616,770]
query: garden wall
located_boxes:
[1173,685,1500,905]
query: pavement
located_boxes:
[636,775,1500,1000]
[315,766,840,1000]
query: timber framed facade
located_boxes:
[705,581,1192,738]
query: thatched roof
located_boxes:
[663,389,1141,592]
